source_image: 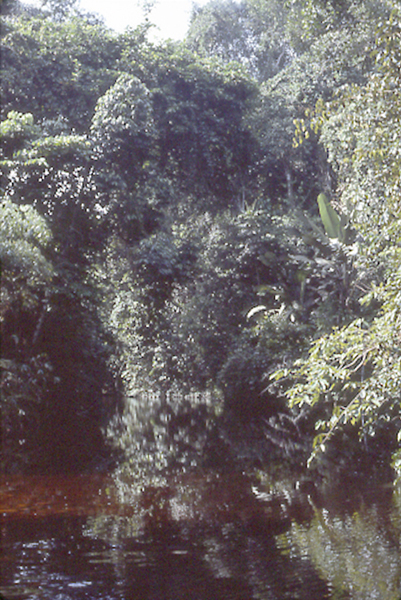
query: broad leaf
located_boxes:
[317,193,344,241]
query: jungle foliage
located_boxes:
[1,0,400,477]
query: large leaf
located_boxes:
[317,193,344,241]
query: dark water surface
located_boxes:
[1,469,400,600]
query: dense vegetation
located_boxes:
[1,0,400,479]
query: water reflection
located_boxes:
[279,485,401,600]
[0,471,400,600]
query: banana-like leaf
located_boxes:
[317,193,344,241]
[247,305,267,319]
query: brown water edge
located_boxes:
[0,464,396,530]
[0,469,299,529]
[0,473,117,520]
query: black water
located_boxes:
[1,469,400,600]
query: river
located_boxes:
[1,464,400,600]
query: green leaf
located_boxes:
[317,193,344,241]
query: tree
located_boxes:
[247,0,393,206]
[0,109,122,473]
[95,43,257,213]
[187,0,293,81]
[1,12,121,130]
[273,7,401,471]
[142,45,258,208]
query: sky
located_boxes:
[24,0,211,40]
